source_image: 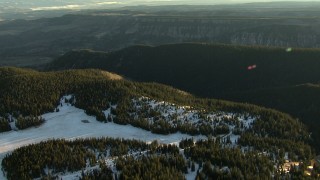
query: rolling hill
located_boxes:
[47,43,320,152]
[48,43,320,95]
[0,67,316,179]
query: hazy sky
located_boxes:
[1,0,319,12]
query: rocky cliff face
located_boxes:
[230,33,319,47]
[118,16,320,47]
[0,13,320,67]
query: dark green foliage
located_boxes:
[116,155,186,180]
[80,161,114,180]
[179,138,194,149]
[0,67,316,179]
[225,84,320,153]
[15,116,44,130]
[0,118,11,132]
[48,43,320,98]
[2,138,186,180]
[238,133,312,161]
[313,163,320,177]
[2,140,94,179]
[185,137,316,179]
[1,138,148,180]
[1,136,315,180]
[0,67,159,128]
[0,67,312,145]
[191,161,195,172]
[81,167,114,180]
[151,119,175,134]
[178,122,200,135]
[186,139,275,179]
[48,43,320,152]
[213,124,230,136]
[110,143,129,156]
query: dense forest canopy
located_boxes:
[0,67,319,179]
[48,43,320,96]
[47,43,320,152]
[0,67,310,138]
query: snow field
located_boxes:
[0,96,205,180]
[0,95,258,180]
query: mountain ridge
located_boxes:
[48,43,320,95]
[2,4,320,67]
[47,43,320,152]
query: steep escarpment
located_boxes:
[1,7,320,67]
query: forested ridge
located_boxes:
[0,67,318,179]
[48,43,320,96]
[0,67,310,140]
[47,43,320,152]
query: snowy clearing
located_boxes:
[0,95,258,180]
[0,96,206,180]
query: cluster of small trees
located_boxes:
[181,137,316,179]
[238,133,312,161]
[183,138,275,179]
[2,137,190,180]
[80,163,114,180]
[0,118,11,132]
[1,138,149,180]
[2,137,315,180]
[15,116,44,130]
[0,68,130,129]
[2,140,95,179]
[116,155,186,180]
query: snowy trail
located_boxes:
[0,98,205,180]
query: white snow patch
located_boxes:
[284,152,289,160]
[186,163,199,180]
[229,134,240,144]
[0,96,205,180]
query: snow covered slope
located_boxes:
[0,96,207,180]
[1,93,310,180]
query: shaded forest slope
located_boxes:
[47,43,320,151]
